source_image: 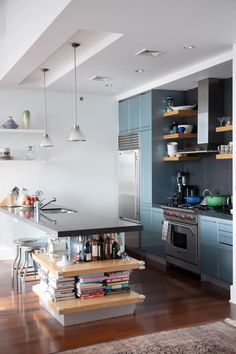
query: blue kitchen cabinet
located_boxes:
[129,96,141,131]
[199,216,218,278]
[140,204,152,250]
[140,92,152,130]
[217,219,232,284]
[119,100,129,133]
[140,129,152,206]
[151,207,165,258]
[200,216,232,284]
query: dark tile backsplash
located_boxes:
[152,78,232,204]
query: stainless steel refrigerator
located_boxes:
[118,148,140,250]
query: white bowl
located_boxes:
[170,104,197,111]
[178,124,193,134]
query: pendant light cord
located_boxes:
[43,70,48,134]
[74,45,78,127]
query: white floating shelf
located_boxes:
[0,159,46,163]
[0,129,44,134]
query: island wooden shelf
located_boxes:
[163,133,197,140]
[216,154,232,160]
[163,110,198,118]
[32,253,145,279]
[33,285,145,315]
[216,125,233,132]
[32,253,145,326]
[163,156,201,161]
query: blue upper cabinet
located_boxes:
[140,92,152,130]
[119,91,152,134]
[140,129,152,205]
[119,100,129,133]
[129,96,141,131]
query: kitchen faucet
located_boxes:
[40,197,56,209]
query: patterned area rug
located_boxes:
[56,319,236,354]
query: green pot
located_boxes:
[207,194,228,208]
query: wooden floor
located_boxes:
[0,260,235,354]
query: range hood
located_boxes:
[178,78,224,155]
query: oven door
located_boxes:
[165,221,198,265]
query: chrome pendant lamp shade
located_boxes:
[68,42,86,142]
[40,68,54,147]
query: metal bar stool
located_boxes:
[12,239,47,289]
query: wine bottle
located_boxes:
[112,234,120,259]
[98,234,105,260]
[105,234,111,259]
[92,236,98,261]
[85,238,92,262]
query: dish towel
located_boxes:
[162,220,170,241]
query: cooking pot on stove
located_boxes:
[207,194,229,208]
[185,196,203,205]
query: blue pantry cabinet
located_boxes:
[151,207,165,258]
[119,99,129,133]
[199,215,232,284]
[140,92,152,130]
[129,95,141,131]
[140,129,152,206]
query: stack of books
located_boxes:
[104,271,131,295]
[76,273,106,299]
[47,274,75,302]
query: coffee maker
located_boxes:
[176,171,197,204]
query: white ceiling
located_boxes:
[0,0,236,97]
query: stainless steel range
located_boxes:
[162,205,200,274]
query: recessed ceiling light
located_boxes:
[135,69,144,73]
[105,84,112,87]
[182,45,195,50]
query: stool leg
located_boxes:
[31,251,38,279]
[12,245,20,286]
[22,251,30,283]
[15,247,22,288]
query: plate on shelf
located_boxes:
[170,104,197,111]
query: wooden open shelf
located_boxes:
[163,133,197,140]
[33,285,145,315]
[163,156,201,161]
[216,154,232,160]
[163,110,197,118]
[32,253,145,279]
[216,125,233,132]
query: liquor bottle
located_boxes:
[112,234,120,259]
[105,234,111,259]
[78,236,85,262]
[92,236,98,261]
[85,238,92,262]
[98,234,105,260]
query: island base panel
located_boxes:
[39,297,136,326]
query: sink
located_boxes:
[40,208,77,214]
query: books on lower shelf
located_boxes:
[75,271,131,299]
[38,266,132,302]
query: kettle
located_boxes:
[200,189,210,206]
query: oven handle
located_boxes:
[163,219,196,243]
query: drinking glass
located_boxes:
[217,117,226,127]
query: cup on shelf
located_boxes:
[217,145,229,154]
[167,142,178,157]
[228,141,233,154]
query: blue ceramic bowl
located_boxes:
[185,196,203,205]
[178,126,185,134]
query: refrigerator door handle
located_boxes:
[134,151,140,220]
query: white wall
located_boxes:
[0,88,118,258]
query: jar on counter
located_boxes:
[25,146,35,160]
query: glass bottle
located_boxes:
[166,96,173,112]
[23,110,30,129]
[25,146,35,160]
[85,238,92,262]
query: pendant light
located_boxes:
[68,42,86,142]
[40,68,54,147]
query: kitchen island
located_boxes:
[0,206,145,326]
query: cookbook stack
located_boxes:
[75,273,106,299]
[47,273,75,302]
[104,270,131,295]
